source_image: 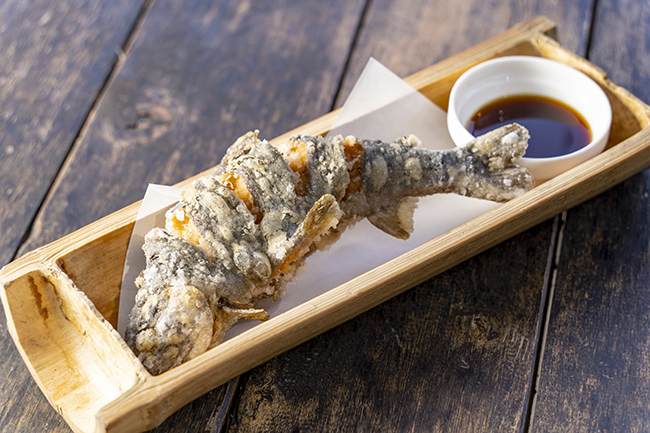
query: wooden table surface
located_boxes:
[1,1,649,432]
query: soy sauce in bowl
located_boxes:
[467,94,592,158]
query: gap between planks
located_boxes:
[523,211,567,433]
[523,3,598,429]
[211,2,375,430]
[14,0,155,262]
[328,0,375,112]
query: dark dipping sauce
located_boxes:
[467,94,592,158]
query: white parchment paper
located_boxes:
[117,58,499,339]
[118,185,181,335]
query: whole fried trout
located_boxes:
[126,123,533,374]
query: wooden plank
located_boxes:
[18,0,366,255]
[530,1,650,431]
[8,16,643,433]
[334,0,595,106]
[1,11,648,432]
[226,221,556,432]
[0,0,145,267]
[0,1,146,432]
[532,177,650,433]
[2,1,366,432]
[225,2,595,432]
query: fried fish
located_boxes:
[125,123,533,374]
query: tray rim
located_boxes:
[2,15,650,433]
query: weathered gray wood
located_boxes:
[19,0,366,255]
[334,0,594,107]
[224,2,595,432]
[530,1,650,430]
[532,174,650,433]
[226,221,555,432]
[0,1,146,431]
[4,0,366,432]
[0,0,145,267]
[5,0,646,432]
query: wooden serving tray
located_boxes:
[2,16,650,433]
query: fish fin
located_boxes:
[219,130,262,164]
[467,123,530,169]
[461,123,535,199]
[301,194,344,237]
[220,299,270,321]
[367,196,419,240]
[278,194,343,273]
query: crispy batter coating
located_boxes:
[126,124,533,374]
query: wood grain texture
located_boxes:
[2,1,647,432]
[589,0,650,105]
[334,0,595,107]
[531,173,650,432]
[226,221,555,432]
[5,24,646,430]
[4,1,365,432]
[0,0,145,268]
[147,382,233,433]
[0,1,145,431]
[224,3,595,432]
[19,0,366,256]
[530,1,650,431]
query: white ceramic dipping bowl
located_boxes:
[447,56,612,182]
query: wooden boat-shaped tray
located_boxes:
[2,16,650,433]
